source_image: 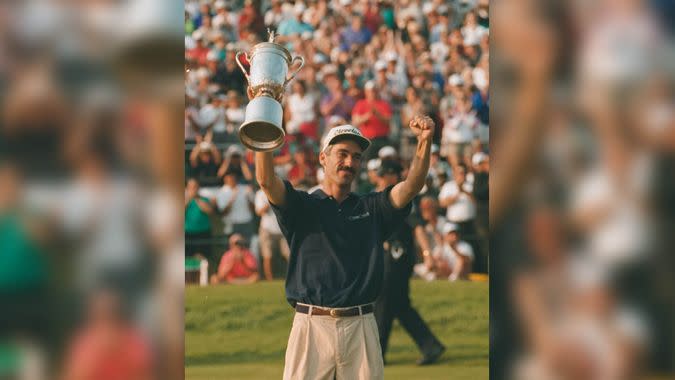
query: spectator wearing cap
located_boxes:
[255,112,435,378]
[441,90,479,168]
[255,188,290,281]
[218,144,253,182]
[215,170,256,240]
[440,74,465,121]
[384,54,408,102]
[352,80,393,161]
[284,80,319,141]
[416,196,448,258]
[462,34,482,67]
[189,141,222,187]
[438,223,474,281]
[378,146,397,162]
[358,158,381,194]
[320,69,356,125]
[186,31,211,66]
[373,159,446,366]
[222,90,246,141]
[185,178,214,260]
[340,13,373,51]
[438,163,478,259]
[210,234,259,285]
[277,2,314,37]
[373,60,395,104]
[209,34,228,62]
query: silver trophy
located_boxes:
[235,31,305,151]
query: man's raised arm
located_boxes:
[389,115,434,209]
[255,151,287,207]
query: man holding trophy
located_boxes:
[238,32,435,380]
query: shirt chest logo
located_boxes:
[346,211,370,221]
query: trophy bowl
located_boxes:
[236,32,304,152]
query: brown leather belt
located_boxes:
[295,303,374,317]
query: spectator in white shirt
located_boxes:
[215,170,255,240]
[461,11,488,46]
[255,189,290,281]
[436,223,474,281]
[441,92,479,167]
[439,163,476,232]
[285,80,319,140]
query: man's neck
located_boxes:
[321,180,352,203]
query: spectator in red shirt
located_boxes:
[61,289,154,380]
[210,234,259,285]
[186,31,210,66]
[363,2,383,34]
[287,146,317,190]
[238,0,265,42]
[352,80,392,160]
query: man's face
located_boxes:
[199,151,212,163]
[320,140,363,186]
[186,179,199,196]
[453,166,466,184]
[365,87,377,101]
[325,75,340,92]
[351,17,362,30]
[224,173,237,187]
[444,231,459,244]
[367,169,379,184]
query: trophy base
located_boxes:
[239,120,285,152]
[239,96,285,152]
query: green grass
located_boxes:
[185,280,488,380]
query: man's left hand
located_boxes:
[409,115,435,141]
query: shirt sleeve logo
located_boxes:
[346,211,370,221]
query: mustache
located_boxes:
[338,166,355,174]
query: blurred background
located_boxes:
[490,0,675,379]
[0,0,184,379]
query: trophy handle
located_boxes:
[284,56,305,86]
[235,52,251,82]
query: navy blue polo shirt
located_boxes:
[270,180,412,308]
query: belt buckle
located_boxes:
[330,309,338,317]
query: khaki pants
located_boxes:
[283,310,384,380]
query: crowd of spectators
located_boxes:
[184,0,490,282]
